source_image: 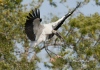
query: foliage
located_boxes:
[0,0,100,70]
[0,0,36,69]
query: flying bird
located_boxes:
[25,2,81,57]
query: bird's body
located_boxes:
[25,2,81,49]
[30,23,54,47]
[28,15,70,47]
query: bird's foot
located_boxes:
[50,58,55,62]
[50,55,62,62]
[55,55,62,58]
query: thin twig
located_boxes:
[0,32,6,35]
[76,34,83,45]
[66,27,72,37]
[94,34,100,47]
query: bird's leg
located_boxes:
[44,42,61,62]
[43,41,51,57]
[46,47,62,62]
[46,48,57,56]
[47,47,62,58]
[45,47,56,62]
[45,47,51,57]
[43,41,57,57]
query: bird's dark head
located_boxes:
[40,18,42,22]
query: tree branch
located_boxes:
[93,34,100,47]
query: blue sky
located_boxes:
[22,0,100,17]
[21,0,100,70]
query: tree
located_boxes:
[0,0,37,69]
[45,13,100,70]
[0,0,100,70]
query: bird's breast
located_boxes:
[43,24,53,34]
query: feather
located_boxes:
[32,10,36,17]
[35,8,38,17]
[38,9,40,18]
[29,13,33,18]
[27,16,31,19]
[25,8,42,41]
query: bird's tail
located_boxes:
[30,41,35,48]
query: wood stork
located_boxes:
[25,2,81,58]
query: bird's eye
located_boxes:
[40,18,42,22]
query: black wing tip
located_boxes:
[25,8,41,41]
[26,8,40,20]
[33,8,40,18]
[76,2,81,8]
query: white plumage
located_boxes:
[25,3,81,53]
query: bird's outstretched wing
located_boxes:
[54,2,81,30]
[48,2,81,39]
[25,9,42,41]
